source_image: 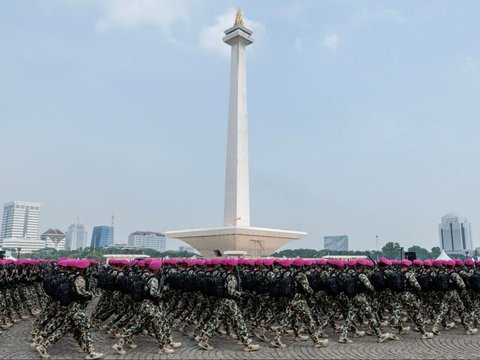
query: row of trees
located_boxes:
[12,242,478,261]
[273,243,464,260]
[16,247,197,261]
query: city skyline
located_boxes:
[1,199,475,252]
[1,1,480,252]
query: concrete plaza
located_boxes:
[1,315,479,359]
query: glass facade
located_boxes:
[324,235,349,251]
[90,226,114,249]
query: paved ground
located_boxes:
[2,309,480,359]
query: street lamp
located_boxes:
[17,247,21,259]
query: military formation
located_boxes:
[3,256,480,358]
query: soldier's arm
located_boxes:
[148,277,161,298]
[358,273,375,292]
[226,274,241,298]
[295,272,313,294]
[74,276,93,299]
[406,271,422,291]
[452,272,466,291]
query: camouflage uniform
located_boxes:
[200,272,252,346]
[432,269,475,332]
[389,269,428,335]
[340,269,383,339]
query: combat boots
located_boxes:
[422,332,434,339]
[85,352,103,360]
[126,339,137,349]
[243,343,260,352]
[159,347,175,355]
[378,333,391,343]
[338,336,353,344]
[35,344,50,359]
[168,341,182,349]
[314,339,329,348]
[294,334,309,341]
[270,338,287,348]
[112,339,126,355]
[198,339,213,351]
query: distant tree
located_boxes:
[430,247,441,259]
[382,242,402,259]
[407,245,430,260]
[273,249,321,258]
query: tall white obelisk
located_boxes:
[223,10,253,227]
[166,10,306,258]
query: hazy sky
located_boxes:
[1,0,479,252]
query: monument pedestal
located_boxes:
[166,226,306,258]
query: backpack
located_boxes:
[435,272,451,292]
[116,272,130,294]
[469,273,480,291]
[416,273,431,292]
[369,270,387,291]
[324,276,340,296]
[342,275,358,296]
[130,274,148,302]
[253,271,270,294]
[97,270,111,290]
[307,272,323,292]
[269,272,295,298]
[386,271,405,292]
[240,270,255,291]
[201,276,227,297]
[43,272,64,298]
[55,275,76,306]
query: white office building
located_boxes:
[1,201,40,240]
[65,223,88,251]
[128,231,166,252]
[439,213,473,255]
[41,229,66,251]
[0,201,43,252]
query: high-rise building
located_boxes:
[128,231,166,252]
[439,213,473,255]
[41,229,66,251]
[324,235,349,251]
[1,201,40,240]
[65,223,88,251]
[90,226,114,249]
[0,201,44,252]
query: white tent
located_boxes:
[436,249,452,260]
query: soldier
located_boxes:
[35,259,103,360]
[387,259,434,340]
[112,260,180,356]
[339,259,391,344]
[271,258,329,348]
[431,259,478,335]
[197,258,260,352]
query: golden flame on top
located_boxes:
[234,8,244,26]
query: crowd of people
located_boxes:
[2,255,480,358]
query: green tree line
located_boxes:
[14,247,197,261]
[273,243,447,260]
[9,242,476,261]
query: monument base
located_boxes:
[166,226,306,258]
